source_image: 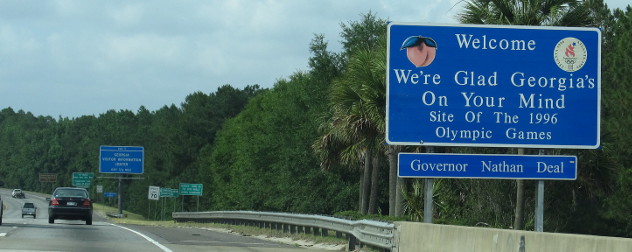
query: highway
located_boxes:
[0,190,330,252]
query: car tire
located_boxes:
[33,214,36,219]
[21,215,24,218]
[86,216,92,225]
[48,217,54,224]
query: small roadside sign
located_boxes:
[179,183,203,196]
[72,172,94,188]
[160,188,179,198]
[39,173,57,183]
[148,186,160,201]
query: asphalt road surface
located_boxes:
[0,189,333,252]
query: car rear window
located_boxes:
[23,203,34,208]
[54,189,88,198]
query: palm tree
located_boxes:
[457,0,595,230]
[458,0,593,26]
[314,46,387,214]
[314,112,375,214]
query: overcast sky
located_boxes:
[1,1,629,118]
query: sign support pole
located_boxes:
[424,179,433,223]
[535,149,545,232]
[536,180,544,232]
[514,148,525,230]
[424,147,435,223]
[162,197,165,221]
[118,176,123,216]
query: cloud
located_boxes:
[11,0,620,118]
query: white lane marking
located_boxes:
[110,223,173,252]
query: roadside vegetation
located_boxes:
[1,0,632,238]
[93,203,348,249]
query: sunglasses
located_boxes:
[401,36,437,50]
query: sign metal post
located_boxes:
[536,149,545,232]
[424,147,434,223]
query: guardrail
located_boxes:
[172,211,395,251]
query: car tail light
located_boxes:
[51,198,60,206]
[82,199,91,207]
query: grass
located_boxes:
[92,203,349,248]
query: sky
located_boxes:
[0,0,629,118]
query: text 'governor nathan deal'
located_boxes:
[386,23,601,149]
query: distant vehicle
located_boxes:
[21,202,36,218]
[12,189,25,199]
[47,187,93,225]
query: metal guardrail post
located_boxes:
[348,235,357,251]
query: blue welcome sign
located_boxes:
[386,23,601,149]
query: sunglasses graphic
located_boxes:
[401,36,437,50]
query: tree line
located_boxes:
[1,0,632,237]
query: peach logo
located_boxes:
[401,35,437,67]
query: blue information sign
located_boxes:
[99,146,144,174]
[399,153,577,180]
[387,23,601,149]
[104,192,117,198]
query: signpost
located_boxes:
[399,153,577,180]
[386,23,601,149]
[158,188,179,221]
[99,145,145,217]
[388,23,601,232]
[179,183,203,212]
[39,173,57,193]
[96,185,103,203]
[72,172,94,188]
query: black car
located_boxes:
[48,187,93,225]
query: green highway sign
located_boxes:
[72,172,94,188]
[179,183,203,196]
[160,188,179,198]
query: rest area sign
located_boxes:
[386,23,601,149]
[99,146,144,174]
[399,153,577,180]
